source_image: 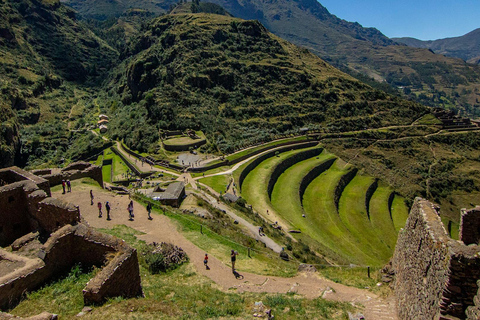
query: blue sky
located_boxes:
[319,0,479,40]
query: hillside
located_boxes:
[60,0,176,20]
[0,0,116,167]
[394,28,480,64]
[200,0,480,117]
[62,0,480,118]
[102,13,427,154]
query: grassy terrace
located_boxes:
[368,184,398,250]
[241,148,315,219]
[338,175,392,263]
[208,136,309,166]
[198,174,232,194]
[302,161,379,266]
[391,195,410,232]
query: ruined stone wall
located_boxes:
[440,245,480,318]
[0,167,50,196]
[393,198,451,320]
[1,224,142,310]
[393,198,480,320]
[35,198,80,233]
[0,181,38,246]
[459,207,480,245]
[40,162,103,188]
[466,280,480,319]
[0,249,47,310]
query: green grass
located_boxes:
[302,160,379,266]
[208,136,309,166]
[391,195,410,232]
[112,153,130,181]
[241,148,314,218]
[163,131,206,146]
[9,225,353,319]
[368,184,398,250]
[337,175,392,263]
[10,265,98,318]
[197,174,232,194]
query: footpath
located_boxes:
[55,187,398,320]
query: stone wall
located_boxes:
[298,158,336,202]
[364,179,378,219]
[266,147,323,199]
[393,198,480,320]
[466,280,480,319]
[35,198,80,233]
[0,167,50,196]
[333,168,358,211]
[459,207,480,245]
[0,224,142,309]
[40,162,103,188]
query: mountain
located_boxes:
[102,13,426,153]
[62,0,480,118]
[0,0,116,167]
[393,28,480,64]
[202,0,480,116]
[59,0,176,20]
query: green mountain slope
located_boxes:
[394,28,480,64]
[202,0,480,117]
[102,13,427,153]
[0,0,116,167]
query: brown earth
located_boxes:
[54,185,398,319]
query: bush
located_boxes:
[145,252,167,274]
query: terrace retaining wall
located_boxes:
[266,147,323,199]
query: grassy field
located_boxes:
[302,161,380,266]
[9,224,353,319]
[391,195,410,232]
[337,175,392,263]
[368,184,398,250]
[197,174,232,194]
[163,131,206,146]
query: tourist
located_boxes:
[230,249,238,272]
[66,179,71,192]
[61,180,66,194]
[146,202,153,220]
[105,201,111,220]
[204,253,209,270]
[97,202,102,218]
[128,200,134,220]
[90,190,94,205]
[258,226,264,236]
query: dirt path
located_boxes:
[55,187,397,319]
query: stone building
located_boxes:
[0,167,142,310]
[151,182,185,207]
[393,198,480,319]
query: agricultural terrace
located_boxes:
[238,144,409,266]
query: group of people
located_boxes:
[203,249,239,278]
[61,179,71,194]
[90,190,153,221]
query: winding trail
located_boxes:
[54,187,397,320]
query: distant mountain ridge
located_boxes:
[393,28,480,64]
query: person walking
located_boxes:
[146,202,153,220]
[230,249,238,272]
[61,180,66,194]
[97,202,103,218]
[105,201,111,221]
[128,200,134,221]
[90,190,94,205]
[204,253,209,270]
[66,179,71,192]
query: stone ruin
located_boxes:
[393,197,480,320]
[0,166,142,311]
[30,161,103,189]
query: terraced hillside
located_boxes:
[239,144,408,266]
